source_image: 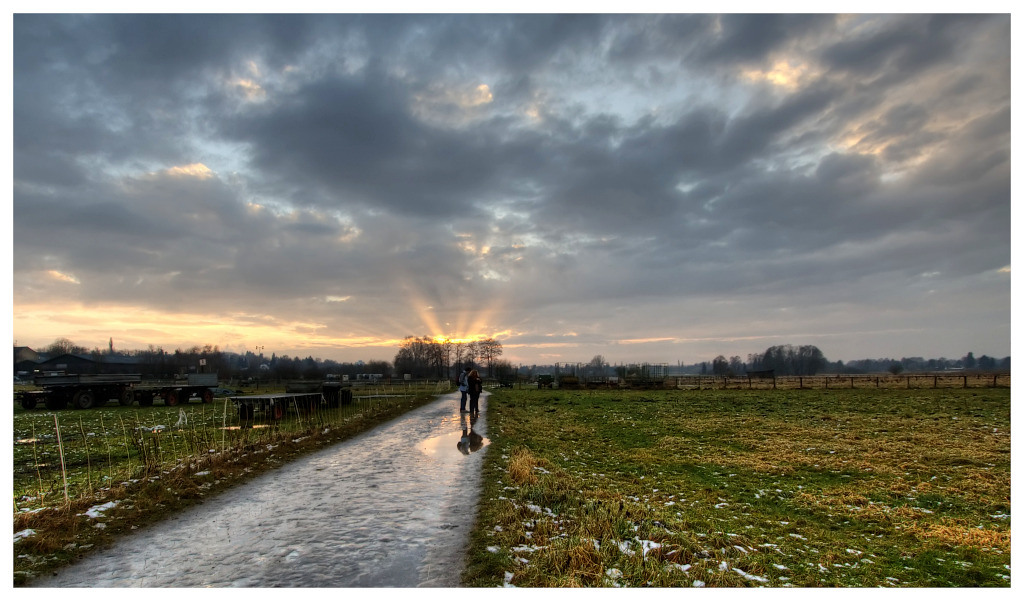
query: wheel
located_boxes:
[238,403,255,427]
[271,402,285,420]
[119,388,135,406]
[44,393,68,410]
[73,389,96,410]
[164,390,180,406]
[20,396,38,410]
[201,389,213,404]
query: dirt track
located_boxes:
[30,392,489,587]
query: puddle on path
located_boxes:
[420,413,490,460]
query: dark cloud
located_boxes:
[11,14,1010,363]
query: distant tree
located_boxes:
[464,341,479,369]
[301,356,322,379]
[275,356,300,380]
[712,355,729,376]
[364,360,392,378]
[439,338,453,379]
[962,352,977,369]
[394,335,449,378]
[45,337,87,356]
[453,341,466,372]
[888,363,904,375]
[749,344,827,376]
[476,338,504,376]
[977,355,996,371]
[492,360,516,381]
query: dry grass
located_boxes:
[464,387,1011,588]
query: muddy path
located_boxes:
[30,392,490,587]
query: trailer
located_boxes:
[18,373,220,410]
[228,381,353,424]
[133,373,219,408]
[282,380,352,408]
[229,392,321,423]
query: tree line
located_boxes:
[705,345,1009,377]
[27,337,391,381]
[393,336,507,379]
[25,337,1008,381]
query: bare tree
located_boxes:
[45,337,87,356]
[476,338,503,376]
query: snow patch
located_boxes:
[734,567,768,583]
[14,529,35,543]
[83,501,118,519]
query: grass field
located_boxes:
[463,387,1011,587]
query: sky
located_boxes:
[8,9,1013,367]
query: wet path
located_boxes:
[31,392,489,587]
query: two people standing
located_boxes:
[457,366,483,417]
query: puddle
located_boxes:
[419,412,489,459]
[420,427,490,459]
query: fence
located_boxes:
[13,380,452,509]
[670,372,1010,390]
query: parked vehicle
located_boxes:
[17,373,220,410]
[229,380,352,422]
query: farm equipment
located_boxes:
[229,380,353,423]
[18,373,220,410]
[536,374,554,388]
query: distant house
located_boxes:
[14,346,44,376]
[14,346,39,363]
[33,353,142,375]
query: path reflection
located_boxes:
[420,412,489,459]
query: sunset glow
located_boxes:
[11,14,1010,366]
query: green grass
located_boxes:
[464,388,1011,587]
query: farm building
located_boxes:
[31,353,142,375]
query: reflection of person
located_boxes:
[457,428,471,455]
[468,429,484,453]
[467,369,483,417]
[458,366,471,413]
[457,427,484,455]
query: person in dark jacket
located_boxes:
[467,369,483,417]
[458,366,471,413]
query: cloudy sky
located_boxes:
[10,11,1012,366]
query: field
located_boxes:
[463,387,1011,587]
[11,381,448,584]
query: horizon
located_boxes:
[11,14,1011,369]
[14,336,1007,368]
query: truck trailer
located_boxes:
[17,373,220,410]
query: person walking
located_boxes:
[458,366,471,413]
[467,368,483,417]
